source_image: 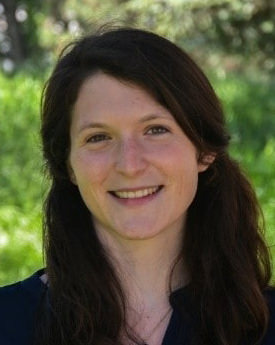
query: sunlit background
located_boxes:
[0,0,274,285]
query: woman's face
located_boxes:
[69,72,209,241]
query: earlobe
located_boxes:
[198,153,216,172]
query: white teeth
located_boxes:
[113,186,160,199]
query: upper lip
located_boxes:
[109,185,163,192]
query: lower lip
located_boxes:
[109,187,163,206]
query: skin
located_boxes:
[69,72,209,241]
[67,72,213,344]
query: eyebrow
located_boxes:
[78,113,171,133]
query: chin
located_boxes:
[117,227,162,241]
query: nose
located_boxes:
[114,137,148,177]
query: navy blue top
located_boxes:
[0,269,275,345]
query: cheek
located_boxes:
[70,151,112,186]
[164,147,199,197]
[160,142,199,174]
[176,166,198,196]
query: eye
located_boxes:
[146,125,169,135]
[86,133,111,143]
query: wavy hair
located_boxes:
[36,26,274,345]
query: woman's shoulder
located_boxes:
[260,287,275,344]
[263,286,275,316]
[0,268,46,345]
[264,286,275,299]
[0,268,46,302]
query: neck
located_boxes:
[95,222,190,345]
[95,223,189,312]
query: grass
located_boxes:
[0,70,274,285]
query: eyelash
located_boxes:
[146,125,169,135]
[86,125,169,143]
[87,133,111,143]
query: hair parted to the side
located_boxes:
[36,26,274,345]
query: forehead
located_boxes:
[71,72,174,126]
[75,72,158,107]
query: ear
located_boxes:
[67,161,77,185]
[198,153,216,172]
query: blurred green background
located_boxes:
[0,0,274,285]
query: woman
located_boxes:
[0,27,274,345]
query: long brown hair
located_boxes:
[36,26,274,345]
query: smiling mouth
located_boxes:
[109,185,164,199]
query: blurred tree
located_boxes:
[48,0,66,22]
[0,0,274,286]
[206,0,275,72]
[46,0,275,74]
[0,0,274,74]
[0,0,49,71]
[2,0,24,63]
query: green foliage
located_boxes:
[0,205,43,284]
[44,0,275,74]
[17,0,47,58]
[0,72,44,209]
[211,72,275,153]
[211,72,275,281]
[2,0,274,75]
[0,72,44,285]
[0,69,274,286]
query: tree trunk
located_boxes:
[2,0,25,63]
[49,0,66,22]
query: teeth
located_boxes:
[113,186,160,199]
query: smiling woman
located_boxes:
[68,73,210,241]
[0,27,274,345]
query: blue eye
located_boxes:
[87,134,111,143]
[147,126,169,135]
